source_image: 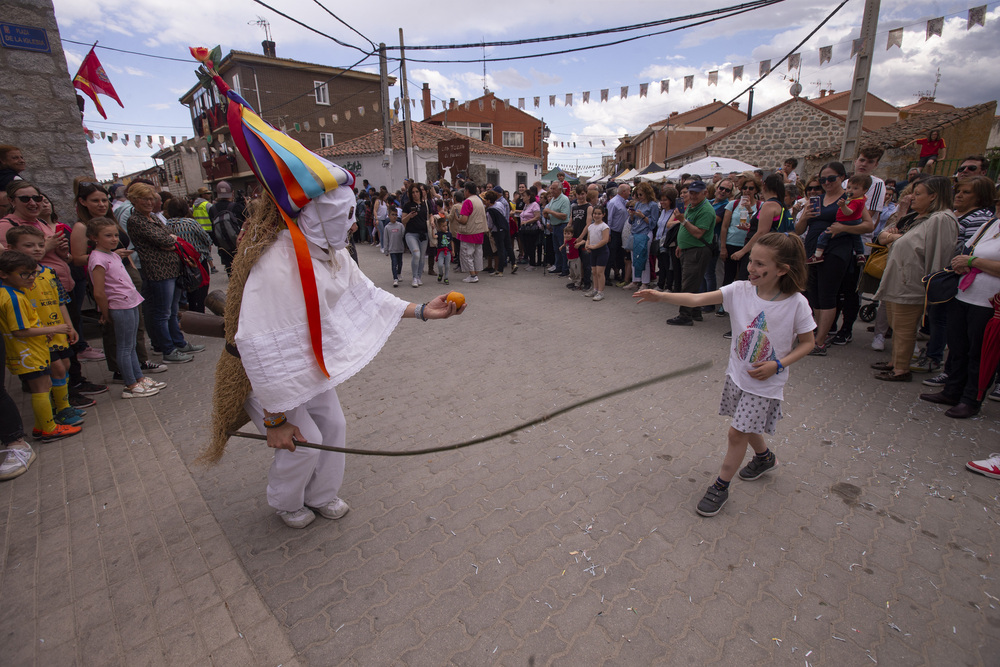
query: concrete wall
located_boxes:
[0,0,95,218]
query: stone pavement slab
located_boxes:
[2,242,1000,665]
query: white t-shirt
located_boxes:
[957,218,1000,309]
[721,281,816,401]
[586,222,610,248]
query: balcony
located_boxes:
[202,155,235,181]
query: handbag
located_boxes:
[622,220,633,251]
[923,268,960,305]
[863,243,888,279]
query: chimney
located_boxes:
[449,97,456,110]
[422,83,432,120]
[262,40,276,58]
[669,111,678,117]
[819,89,827,98]
[730,101,740,110]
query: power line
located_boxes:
[388,0,785,51]
[250,0,371,57]
[61,38,191,62]
[311,0,377,52]
[85,119,192,129]
[391,2,784,64]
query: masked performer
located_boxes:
[194,50,464,528]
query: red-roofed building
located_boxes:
[811,90,900,130]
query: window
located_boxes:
[231,73,241,97]
[444,122,492,142]
[502,131,524,148]
[320,132,334,148]
[314,81,329,105]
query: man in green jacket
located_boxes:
[668,180,716,326]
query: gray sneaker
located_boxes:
[162,350,193,364]
[0,444,35,481]
[582,288,596,297]
[277,507,316,529]
[309,498,349,520]
[176,343,206,353]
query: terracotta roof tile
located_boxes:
[315,122,531,160]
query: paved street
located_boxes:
[2,242,1000,665]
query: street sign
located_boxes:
[0,22,51,53]
[438,137,470,174]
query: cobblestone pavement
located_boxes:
[3,243,1000,665]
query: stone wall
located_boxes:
[710,99,846,180]
[0,0,95,218]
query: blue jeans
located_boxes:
[550,223,567,272]
[144,277,187,354]
[390,253,403,280]
[110,306,142,386]
[405,233,426,280]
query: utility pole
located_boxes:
[378,43,392,177]
[398,29,415,181]
[840,0,880,162]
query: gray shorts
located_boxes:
[718,376,783,435]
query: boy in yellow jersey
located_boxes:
[7,227,86,428]
[0,250,82,442]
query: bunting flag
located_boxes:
[102,132,107,139]
[819,46,832,64]
[620,86,628,99]
[73,45,124,120]
[534,96,540,108]
[158,135,164,145]
[733,65,743,81]
[759,60,771,76]
[319,117,325,127]
[503,99,509,109]
[851,38,863,57]
[582,91,590,103]
[490,98,496,110]
[134,136,141,147]
[887,28,903,50]
[926,17,943,40]
[683,75,693,91]
[478,100,483,110]
[431,100,436,109]
[518,97,525,109]
[332,113,338,123]
[602,140,606,146]
[969,5,986,28]
[123,134,129,143]
[788,53,800,71]
[464,102,470,110]
[549,95,556,107]
[303,121,310,131]
[600,89,608,102]
[373,102,378,112]
[589,141,592,147]
[358,106,365,117]
[639,83,648,97]
[345,110,351,121]
[708,71,718,86]
[411,98,416,107]
[293,122,301,132]
[565,93,573,106]
[660,79,669,94]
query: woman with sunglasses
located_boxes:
[794,162,874,355]
[1,182,75,295]
[719,177,760,290]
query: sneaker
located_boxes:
[923,372,949,387]
[510,265,518,275]
[110,372,124,384]
[622,282,639,291]
[990,384,1000,402]
[393,279,399,287]
[0,444,35,481]
[69,394,97,409]
[277,507,316,529]
[739,452,777,480]
[565,283,576,290]
[967,454,1000,479]
[76,347,106,361]
[33,424,82,442]
[871,334,885,351]
[717,306,726,317]
[462,275,479,283]
[722,331,732,339]
[548,265,558,273]
[808,344,827,356]
[696,485,729,517]
[412,279,419,288]
[122,384,160,399]
[141,361,167,374]
[582,288,596,297]
[666,315,693,326]
[54,408,84,426]
[444,278,449,285]
[141,377,167,390]
[437,274,443,283]
[592,292,604,302]
[309,498,350,520]
[162,350,193,364]
[72,380,108,396]
[830,331,853,346]
[417,278,423,286]
[176,343,206,353]
[909,357,941,374]
[491,271,503,277]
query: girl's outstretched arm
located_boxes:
[633,288,722,307]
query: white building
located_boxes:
[315,122,543,192]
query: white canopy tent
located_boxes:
[616,168,639,180]
[660,156,759,180]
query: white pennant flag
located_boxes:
[620,86,628,99]
[565,93,573,106]
[582,91,590,103]
[733,65,744,81]
[319,117,325,127]
[660,80,669,94]
[708,71,718,86]
[788,53,800,71]
[518,98,525,109]
[969,5,986,28]
[683,76,693,91]
[926,17,943,40]
[887,28,903,50]
[639,83,648,98]
[332,114,339,123]
[358,106,365,117]
[759,60,771,76]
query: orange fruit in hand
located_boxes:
[445,291,465,310]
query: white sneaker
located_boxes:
[871,334,885,351]
[582,288,595,297]
[967,454,1000,479]
[393,279,399,287]
[309,498,349,520]
[592,291,604,301]
[0,444,35,481]
[122,384,159,399]
[462,275,479,283]
[141,376,167,390]
[417,278,423,286]
[412,279,419,288]
[277,507,316,529]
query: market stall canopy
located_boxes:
[663,156,759,180]
[540,167,579,185]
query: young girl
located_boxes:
[582,206,610,301]
[634,233,816,516]
[434,215,452,285]
[87,218,165,399]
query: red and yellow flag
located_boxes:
[73,46,123,119]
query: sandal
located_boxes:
[870,361,893,371]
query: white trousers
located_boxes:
[460,241,483,272]
[245,386,346,512]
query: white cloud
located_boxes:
[490,68,533,90]
[530,68,562,86]
[125,66,152,77]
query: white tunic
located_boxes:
[236,230,408,413]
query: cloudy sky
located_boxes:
[52,0,1000,180]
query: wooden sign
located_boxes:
[438,137,470,173]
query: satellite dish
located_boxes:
[790,81,803,97]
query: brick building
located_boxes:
[178,42,393,194]
[151,138,208,199]
[422,90,546,169]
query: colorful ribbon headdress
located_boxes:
[190,47,355,378]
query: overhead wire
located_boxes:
[311,0,377,51]
[61,38,191,62]
[250,0,371,57]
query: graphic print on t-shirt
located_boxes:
[737,311,776,364]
